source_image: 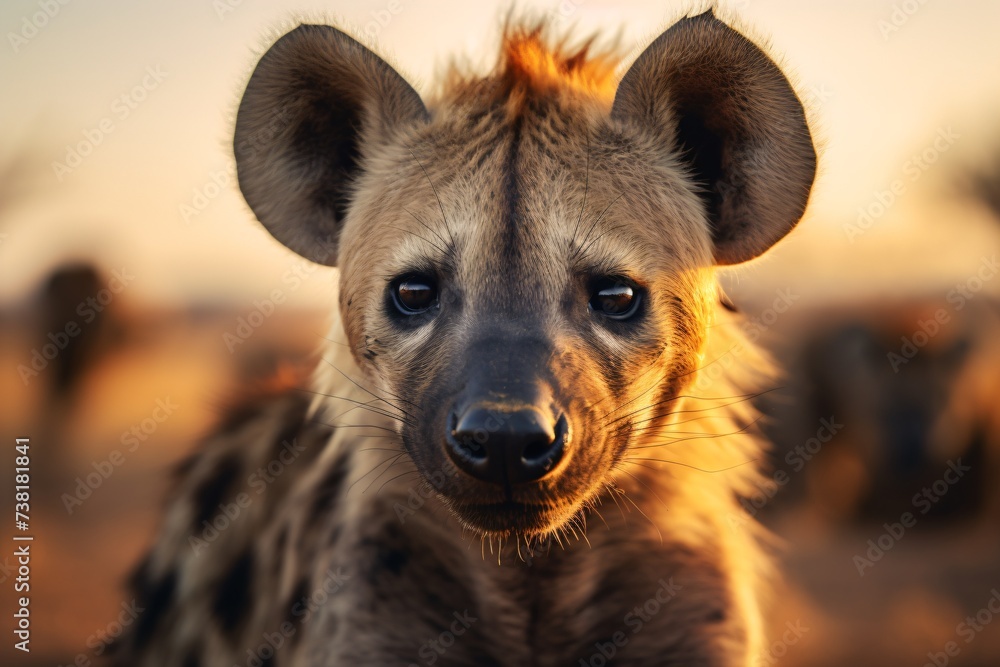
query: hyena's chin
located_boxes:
[445,497,591,540]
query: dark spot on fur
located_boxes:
[706,608,726,622]
[306,454,349,528]
[379,548,409,575]
[192,455,240,529]
[284,579,311,628]
[132,566,178,645]
[214,550,254,637]
[183,647,202,667]
[272,527,289,578]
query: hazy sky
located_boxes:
[2,0,999,306]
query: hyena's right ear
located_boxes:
[234,25,428,266]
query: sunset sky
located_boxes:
[2,0,1000,306]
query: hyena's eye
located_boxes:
[589,277,641,320]
[390,274,439,315]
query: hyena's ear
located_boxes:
[234,25,428,266]
[612,11,816,265]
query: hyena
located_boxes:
[114,9,815,666]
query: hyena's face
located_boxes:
[234,15,815,537]
[334,113,715,536]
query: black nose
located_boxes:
[445,405,567,485]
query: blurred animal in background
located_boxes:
[788,300,1000,523]
[756,147,1000,529]
[38,263,120,400]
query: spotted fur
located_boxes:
[115,10,815,666]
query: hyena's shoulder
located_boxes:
[111,381,342,666]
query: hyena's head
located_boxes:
[234,11,815,537]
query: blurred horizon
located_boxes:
[2,0,1000,308]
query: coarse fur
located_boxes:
[114,8,816,666]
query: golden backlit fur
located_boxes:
[116,10,815,666]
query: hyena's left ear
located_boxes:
[612,11,816,265]
[234,25,428,266]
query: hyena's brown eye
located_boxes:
[589,278,641,320]
[391,275,438,315]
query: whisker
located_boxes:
[630,417,761,447]
[347,453,405,494]
[572,192,626,261]
[576,222,630,260]
[296,388,414,425]
[624,457,758,474]
[608,387,779,428]
[373,467,421,496]
[408,147,456,246]
[402,205,452,252]
[604,482,628,523]
[588,501,611,531]
[361,455,410,495]
[310,421,399,435]
[613,484,662,544]
[570,129,591,243]
[387,223,446,255]
[595,369,662,421]
[615,466,670,511]
[319,358,421,412]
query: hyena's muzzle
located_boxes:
[415,324,591,536]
